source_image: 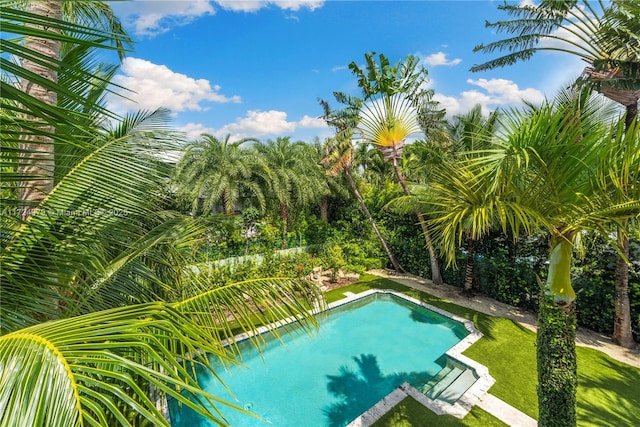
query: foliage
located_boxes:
[0,5,322,426]
[471,0,640,94]
[573,237,640,340]
[173,134,266,215]
[255,137,327,236]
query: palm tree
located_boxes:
[1,6,322,426]
[356,143,396,188]
[4,0,130,213]
[405,106,501,295]
[174,134,266,216]
[427,89,640,427]
[471,0,639,124]
[255,137,324,247]
[308,138,350,223]
[472,0,640,346]
[345,52,444,285]
[320,96,402,271]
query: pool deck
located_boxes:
[476,393,537,427]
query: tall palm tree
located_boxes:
[471,0,640,348]
[1,6,322,426]
[404,106,501,295]
[255,137,324,247]
[427,89,640,427]
[4,0,130,213]
[356,143,395,188]
[320,96,402,271]
[174,134,266,216]
[345,52,444,284]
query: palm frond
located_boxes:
[0,303,240,427]
[358,93,422,161]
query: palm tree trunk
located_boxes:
[320,195,329,223]
[345,170,402,271]
[18,0,61,216]
[280,201,288,249]
[391,157,443,284]
[537,233,577,427]
[463,238,476,296]
[611,106,638,348]
[613,225,634,347]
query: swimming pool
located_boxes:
[169,291,473,427]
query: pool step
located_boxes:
[424,365,478,404]
[437,369,478,404]
[425,366,464,400]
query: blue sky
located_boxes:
[106,0,587,142]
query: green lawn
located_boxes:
[328,274,640,427]
[373,397,508,427]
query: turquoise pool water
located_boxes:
[170,293,469,427]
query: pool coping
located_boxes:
[335,290,495,426]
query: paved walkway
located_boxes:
[369,269,640,368]
[476,394,537,427]
[366,269,640,426]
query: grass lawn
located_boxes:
[373,397,508,427]
[328,274,640,427]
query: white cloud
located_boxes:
[113,0,216,37]
[468,78,545,105]
[215,1,264,12]
[297,114,326,128]
[179,122,216,140]
[270,1,324,11]
[214,110,327,140]
[217,1,324,12]
[108,58,241,114]
[114,1,323,36]
[434,78,544,117]
[422,52,462,67]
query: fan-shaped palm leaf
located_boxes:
[358,93,422,162]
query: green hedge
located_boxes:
[389,225,639,343]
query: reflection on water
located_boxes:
[323,354,433,427]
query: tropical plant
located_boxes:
[402,105,501,295]
[2,0,130,211]
[471,0,639,123]
[471,0,640,347]
[356,143,395,188]
[342,52,445,284]
[320,95,402,271]
[307,138,350,223]
[174,134,267,216]
[255,137,326,247]
[426,88,640,427]
[1,5,322,426]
